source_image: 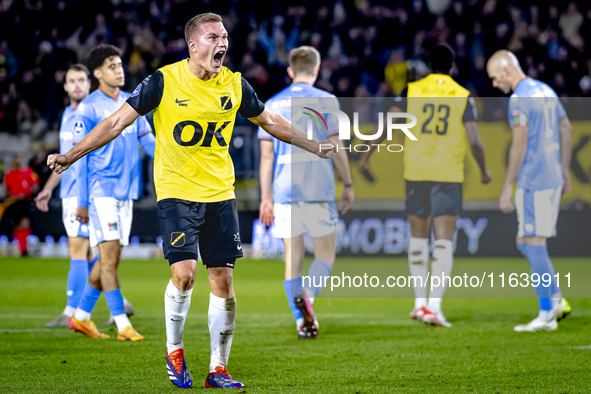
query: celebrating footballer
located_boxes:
[48,12,336,389]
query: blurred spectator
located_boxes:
[579,76,591,96]
[0,0,590,141]
[2,153,39,256]
[546,30,568,63]
[559,2,583,44]
[0,90,18,133]
[0,40,19,82]
[427,16,452,45]
[553,72,568,96]
[384,47,408,95]
[548,5,561,30]
[507,22,528,53]
[528,5,540,34]
[426,0,452,16]
[16,100,47,141]
[28,147,55,191]
[259,16,297,67]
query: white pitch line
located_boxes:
[0,312,389,320]
[571,345,591,350]
[0,328,52,333]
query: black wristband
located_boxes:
[344,183,353,188]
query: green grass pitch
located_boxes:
[1,257,590,393]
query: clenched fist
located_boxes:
[47,154,71,174]
[316,139,338,159]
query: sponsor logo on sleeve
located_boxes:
[131,83,142,97]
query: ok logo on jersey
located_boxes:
[173,121,230,147]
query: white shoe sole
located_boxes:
[514,320,557,332]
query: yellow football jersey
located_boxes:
[399,74,475,183]
[127,59,265,202]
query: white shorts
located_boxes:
[88,197,133,247]
[273,201,338,239]
[515,185,561,238]
[62,197,90,238]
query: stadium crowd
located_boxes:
[1,0,591,138]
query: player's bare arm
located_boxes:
[558,116,573,195]
[47,103,140,174]
[500,125,528,213]
[34,171,61,212]
[249,107,337,159]
[464,121,492,184]
[259,139,275,226]
[329,134,354,214]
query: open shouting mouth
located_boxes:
[213,50,226,67]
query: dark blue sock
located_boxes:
[78,284,102,313]
[66,259,89,308]
[104,289,125,316]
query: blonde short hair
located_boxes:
[288,46,321,76]
[185,12,223,43]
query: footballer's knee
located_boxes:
[173,269,196,291]
[68,237,89,260]
[88,264,102,290]
[170,259,197,291]
[99,260,118,277]
[432,239,453,263]
[408,237,429,264]
[207,267,234,298]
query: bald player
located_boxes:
[487,50,572,332]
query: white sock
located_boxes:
[208,293,236,373]
[74,308,91,321]
[63,305,76,317]
[428,239,453,314]
[551,293,563,309]
[408,237,429,310]
[113,314,132,331]
[538,310,553,321]
[164,280,193,353]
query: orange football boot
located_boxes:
[68,316,109,339]
[117,325,144,341]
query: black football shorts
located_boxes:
[157,198,243,268]
[405,181,462,219]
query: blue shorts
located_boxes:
[157,198,243,268]
[405,181,462,219]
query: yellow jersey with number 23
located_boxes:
[396,74,476,183]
